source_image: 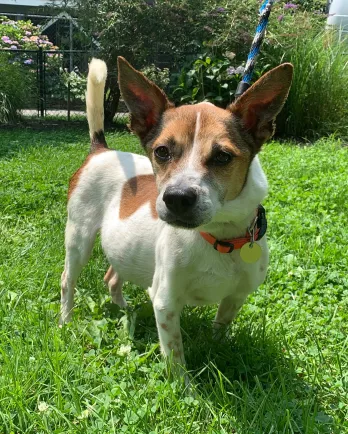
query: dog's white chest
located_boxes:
[179,255,245,305]
[162,232,268,307]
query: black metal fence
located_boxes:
[0,47,189,122]
[0,47,94,121]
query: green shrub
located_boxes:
[69,0,233,121]
[0,54,34,123]
[276,32,348,139]
[141,64,170,90]
[0,16,60,122]
[47,69,87,103]
[169,2,346,139]
[170,51,245,106]
[0,16,58,51]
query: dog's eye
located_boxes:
[154,146,171,162]
[212,151,233,166]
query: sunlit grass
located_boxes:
[0,126,347,433]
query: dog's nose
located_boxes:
[163,187,197,215]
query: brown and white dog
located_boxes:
[61,57,293,370]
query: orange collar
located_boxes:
[200,205,267,254]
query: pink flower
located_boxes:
[10,45,17,50]
[1,36,12,44]
[25,31,32,36]
[284,2,298,9]
[278,14,284,21]
[227,66,236,75]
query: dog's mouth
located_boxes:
[157,196,211,230]
[169,219,199,229]
[160,214,201,229]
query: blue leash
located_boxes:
[235,0,275,99]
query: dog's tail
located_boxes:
[86,58,108,152]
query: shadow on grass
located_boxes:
[0,119,129,159]
[128,303,336,433]
[184,310,336,433]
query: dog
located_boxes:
[60,57,293,370]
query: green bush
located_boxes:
[171,51,245,106]
[276,32,348,139]
[0,15,58,51]
[47,69,88,104]
[169,2,326,105]
[255,3,348,138]
[0,16,60,122]
[0,54,34,123]
[70,0,232,122]
[169,2,347,139]
[141,64,170,90]
[69,0,328,123]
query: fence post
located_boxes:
[38,47,44,117]
[67,79,71,121]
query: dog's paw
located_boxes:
[212,321,229,342]
[112,294,128,308]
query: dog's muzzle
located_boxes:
[163,186,197,215]
[161,186,201,228]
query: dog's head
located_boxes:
[118,57,293,229]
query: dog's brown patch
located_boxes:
[119,174,158,220]
[160,323,169,331]
[166,312,174,321]
[68,148,110,200]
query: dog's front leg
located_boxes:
[150,273,185,367]
[154,302,185,365]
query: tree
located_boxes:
[69,0,230,123]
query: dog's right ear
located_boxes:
[118,57,172,141]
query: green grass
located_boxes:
[0,126,347,433]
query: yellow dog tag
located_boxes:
[240,242,262,263]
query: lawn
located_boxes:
[0,125,347,433]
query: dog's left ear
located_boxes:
[228,63,293,150]
[118,56,173,142]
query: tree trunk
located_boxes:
[104,66,121,125]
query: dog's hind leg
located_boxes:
[212,294,246,339]
[104,266,127,307]
[60,221,98,325]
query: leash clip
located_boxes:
[248,214,258,247]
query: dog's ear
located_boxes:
[228,63,293,150]
[118,56,172,141]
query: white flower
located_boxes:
[38,401,49,412]
[117,344,132,356]
[78,409,90,419]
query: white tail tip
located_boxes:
[88,58,107,86]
